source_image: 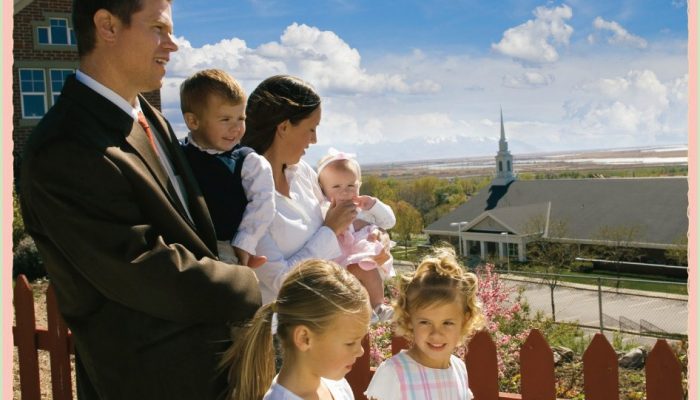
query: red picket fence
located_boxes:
[13,275,684,400]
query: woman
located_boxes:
[242,75,358,304]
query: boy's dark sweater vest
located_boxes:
[181,139,253,242]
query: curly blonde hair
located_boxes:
[393,247,484,342]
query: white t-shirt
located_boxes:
[365,350,472,400]
[263,377,354,400]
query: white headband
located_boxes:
[316,147,358,176]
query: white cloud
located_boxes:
[502,71,555,88]
[591,17,648,49]
[168,23,440,96]
[565,69,685,140]
[492,4,573,64]
[162,21,687,163]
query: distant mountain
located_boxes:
[305,136,541,165]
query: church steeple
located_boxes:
[499,108,507,151]
[493,108,515,186]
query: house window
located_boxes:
[507,160,511,172]
[19,69,46,119]
[499,161,503,172]
[37,18,75,46]
[50,69,73,104]
[19,68,75,119]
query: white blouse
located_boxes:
[233,152,276,255]
[253,160,342,304]
[263,377,354,400]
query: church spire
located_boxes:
[499,106,507,152]
[492,108,515,186]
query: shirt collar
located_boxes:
[186,132,228,155]
[76,69,141,120]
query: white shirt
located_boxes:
[234,151,276,254]
[263,377,354,400]
[365,351,472,400]
[185,134,275,258]
[253,160,342,304]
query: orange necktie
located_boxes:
[137,111,158,153]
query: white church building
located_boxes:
[423,111,687,266]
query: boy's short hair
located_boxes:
[180,69,246,116]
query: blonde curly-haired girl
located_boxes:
[365,247,484,400]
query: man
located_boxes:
[18,0,261,398]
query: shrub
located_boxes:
[570,260,594,273]
[13,190,26,247]
[13,236,46,281]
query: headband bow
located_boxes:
[317,147,358,175]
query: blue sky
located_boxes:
[162,1,689,164]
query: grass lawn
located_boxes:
[504,269,688,296]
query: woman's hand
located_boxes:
[324,198,357,235]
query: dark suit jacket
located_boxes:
[19,75,262,399]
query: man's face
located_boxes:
[111,0,178,99]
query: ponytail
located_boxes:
[222,302,276,400]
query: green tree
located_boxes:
[523,216,575,321]
[391,200,423,258]
[361,175,399,203]
[595,224,644,286]
[665,234,688,266]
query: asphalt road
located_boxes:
[504,279,688,337]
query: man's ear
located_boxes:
[183,112,199,131]
[93,9,119,44]
[291,324,313,352]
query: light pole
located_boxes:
[450,221,468,257]
[501,232,510,273]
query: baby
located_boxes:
[317,148,396,322]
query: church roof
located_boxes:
[424,177,688,247]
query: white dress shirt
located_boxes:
[253,160,342,304]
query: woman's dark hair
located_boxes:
[241,75,321,154]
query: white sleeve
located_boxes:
[364,360,401,400]
[255,226,341,301]
[232,152,276,255]
[357,199,396,229]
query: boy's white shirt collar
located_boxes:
[75,69,141,120]
[186,132,227,155]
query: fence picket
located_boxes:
[12,275,686,400]
[346,334,371,400]
[391,335,410,355]
[46,284,73,400]
[519,329,556,400]
[583,333,618,400]
[646,339,683,400]
[14,275,42,400]
[466,330,500,400]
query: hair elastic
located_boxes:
[270,312,279,335]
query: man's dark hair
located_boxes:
[72,0,145,57]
